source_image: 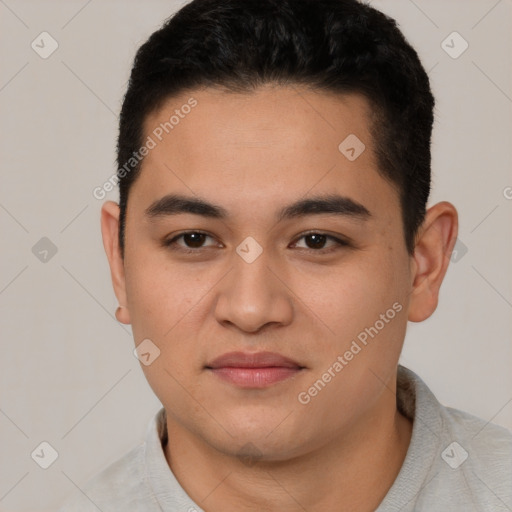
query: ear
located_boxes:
[408,201,458,322]
[100,201,131,324]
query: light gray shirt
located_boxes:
[59,365,512,511]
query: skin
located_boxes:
[101,84,458,511]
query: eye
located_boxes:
[163,231,219,253]
[291,232,349,253]
[163,230,350,255]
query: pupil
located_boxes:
[306,234,326,249]
[182,234,327,249]
[185,233,205,248]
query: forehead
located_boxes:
[135,85,399,228]
[144,84,375,162]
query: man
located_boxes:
[61,0,512,510]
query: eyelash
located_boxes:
[162,231,350,255]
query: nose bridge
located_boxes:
[214,246,293,332]
[233,249,275,298]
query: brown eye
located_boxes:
[181,232,207,248]
[292,232,349,253]
[304,234,328,249]
[163,231,218,252]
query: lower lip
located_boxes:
[209,367,302,388]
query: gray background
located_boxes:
[0,0,511,510]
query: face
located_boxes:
[113,85,417,460]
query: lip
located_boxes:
[206,351,305,388]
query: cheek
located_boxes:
[125,259,209,407]
[289,253,400,331]
[289,257,408,431]
[124,251,227,368]
[124,236,408,351]
[292,250,408,372]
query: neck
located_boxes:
[164,382,412,512]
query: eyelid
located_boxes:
[291,230,350,245]
[289,231,350,254]
[164,230,220,250]
[163,229,351,254]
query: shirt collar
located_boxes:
[142,407,205,511]
[376,364,445,510]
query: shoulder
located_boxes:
[440,403,512,475]
[387,366,512,511]
[58,441,157,511]
[419,378,512,509]
[421,404,512,511]
[400,365,512,462]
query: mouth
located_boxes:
[205,351,305,388]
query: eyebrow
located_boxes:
[145,193,371,222]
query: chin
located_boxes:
[222,416,301,452]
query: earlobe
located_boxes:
[407,201,458,323]
[100,201,131,325]
[115,305,131,324]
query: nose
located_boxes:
[213,251,294,334]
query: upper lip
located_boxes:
[206,351,303,369]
